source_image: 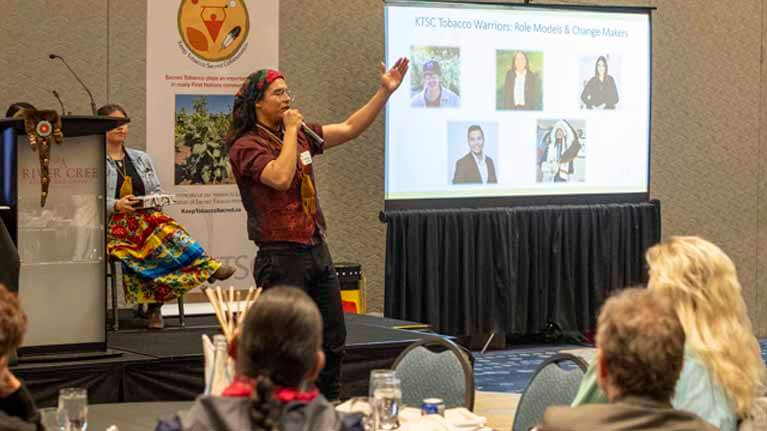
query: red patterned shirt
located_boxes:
[229,123,326,246]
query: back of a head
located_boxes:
[646,236,766,416]
[646,236,741,316]
[5,102,35,118]
[237,286,323,388]
[0,284,27,358]
[597,287,684,402]
[96,103,127,117]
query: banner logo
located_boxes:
[178,0,250,63]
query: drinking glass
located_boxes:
[368,369,396,429]
[347,396,374,430]
[372,376,401,430]
[58,387,88,431]
[39,407,62,431]
[368,369,396,398]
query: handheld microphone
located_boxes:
[48,54,97,115]
[50,90,67,115]
[301,122,324,145]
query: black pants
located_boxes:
[253,241,346,400]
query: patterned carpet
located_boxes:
[474,339,767,393]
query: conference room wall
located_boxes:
[2,0,767,336]
[537,0,765,337]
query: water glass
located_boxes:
[58,387,88,431]
[347,396,374,430]
[39,407,62,431]
[368,369,396,398]
[369,370,396,429]
[372,376,401,430]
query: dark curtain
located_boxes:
[16,349,413,404]
[342,345,406,398]
[383,201,661,336]
[122,359,205,402]
[14,362,124,407]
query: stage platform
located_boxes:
[12,312,435,407]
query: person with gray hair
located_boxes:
[535,288,718,431]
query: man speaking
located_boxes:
[226,58,409,400]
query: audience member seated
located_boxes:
[155,286,363,431]
[535,287,718,431]
[97,104,235,329]
[571,236,767,431]
[0,284,41,431]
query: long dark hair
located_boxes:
[594,56,608,78]
[224,95,258,152]
[237,286,323,430]
[513,51,530,73]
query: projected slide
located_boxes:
[384,1,651,205]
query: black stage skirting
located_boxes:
[383,200,662,336]
[12,313,434,407]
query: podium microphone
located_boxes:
[50,90,67,115]
[301,122,324,145]
[48,54,97,115]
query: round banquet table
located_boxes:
[86,401,193,431]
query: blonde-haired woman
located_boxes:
[571,236,766,431]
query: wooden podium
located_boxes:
[0,116,127,356]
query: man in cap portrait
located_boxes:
[411,60,460,108]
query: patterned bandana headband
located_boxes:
[236,69,284,103]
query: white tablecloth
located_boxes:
[337,400,492,430]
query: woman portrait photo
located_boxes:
[498,50,543,111]
[580,55,620,110]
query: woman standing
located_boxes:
[580,56,619,109]
[502,51,542,110]
[100,104,234,329]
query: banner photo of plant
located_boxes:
[174,95,234,185]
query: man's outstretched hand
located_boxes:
[380,57,410,95]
